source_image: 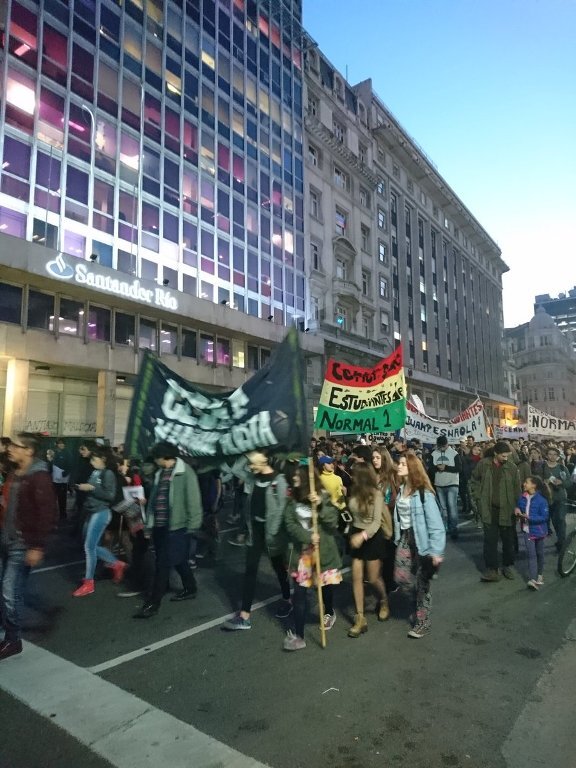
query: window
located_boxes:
[378,208,387,229]
[27,290,54,331]
[160,324,179,355]
[87,306,110,341]
[182,327,197,358]
[359,187,370,207]
[334,166,349,191]
[359,143,367,165]
[361,225,370,252]
[362,270,370,296]
[407,179,414,194]
[311,242,321,271]
[335,208,347,236]
[308,144,319,166]
[378,240,388,264]
[379,276,389,299]
[380,310,390,332]
[0,283,23,325]
[332,118,345,143]
[335,304,348,329]
[310,296,319,321]
[139,318,157,351]
[232,339,245,368]
[392,163,400,179]
[336,259,347,280]
[308,94,318,116]
[115,312,135,346]
[377,179,386,196]
[310,187,321,219]
[58,298,84,336]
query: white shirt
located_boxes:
[396,492,412,530]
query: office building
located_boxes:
[535,288,576,353]
[0,0,322,442]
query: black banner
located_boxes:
[124,328,308,460]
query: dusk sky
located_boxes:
[303,0,576,328]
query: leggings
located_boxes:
[293,584,335,638]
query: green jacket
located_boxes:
[470,457,521,527]
[146,458,202,532]
[284,496,342,573]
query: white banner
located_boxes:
[494,424,529,441]
[404,397,489,444]
[527,404,576,438]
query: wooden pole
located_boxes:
[308,458,327,649]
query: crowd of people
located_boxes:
[0,429,574,660]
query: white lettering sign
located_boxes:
[494,424,528,441]
[45,255,179,311]
[404,397,489,443]
[527,404,576,438]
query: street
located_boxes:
[1,515,576,768]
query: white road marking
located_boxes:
[32,560,85,574]
[0,643,269,768]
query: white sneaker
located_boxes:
[536,575,544,585]
[283,630,306,651]
[527,579,539,591]
[323,612,336,630]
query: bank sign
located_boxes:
[45,254,178,311]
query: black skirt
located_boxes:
[349,526,387,561]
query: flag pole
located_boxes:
[308,458,327,649]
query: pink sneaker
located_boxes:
[111,560,128,584]
[73,579,95,597]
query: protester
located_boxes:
[52,437,72,522]
[0,433,57,660]
[346,463,389,638]
[133,442,201,618]
[71,442,94,536]
[283,466,342,651]
[514,476,550,590]
[72,446,127,597]
[471,441,521,582]
[371,447,397,592]
[430,435,461,541]
[393,454,446,639]
[222,451,291,631]
[541,447,570,552]
[318,456,346,509]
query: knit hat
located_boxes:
[493,440,511,455]
[318,456,334,465]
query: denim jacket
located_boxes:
[393,487,446,557]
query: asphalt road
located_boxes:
[1,511,576,768]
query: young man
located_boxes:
[471,441,521,581]
[52,438,72,521]
[541,447,570,552]
[133,442,202,619]
[431,435,462,540]
[0,433,57,660]
[222,450,290,630]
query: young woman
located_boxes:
[283,466,342,651]
[515,476,550,590]
[347,463,389,637]
[73,446,127,597]
[394,454,446,639]
[372,447,396,592]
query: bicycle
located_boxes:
[557,500,576,577]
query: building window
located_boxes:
[199,333,214,363]
[27,290,54,331]
[362,315,370,337]
[407,179,414,194]
[359,187,370,207]
[335,304,348,329]
[334,165,349,191]
[182,327,197,358]
[332,118,345,143]
[377,179,386,196]
[378,240,388,264]
[359,143,367,165]
[311,242,321,271]
[392,163,400,179]
[139,318,157,351]
[115,312,135,347]
[308,144,319,166]
[336,259,347,281]
[310,295,320,321]
[310,187,321,219]
[0,282,22,324]
[87,306,111,342]
[380,310,390,333]
[160,324,179,355]
[335,208,347,236]
[378,208,387,229]
[58,298,85,336]
[361,225,370,252]
[362,270,370,296]
[379,276,389,299]
[308,94,318,116]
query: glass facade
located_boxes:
[0,0,306,325]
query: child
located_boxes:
[283,465,342,651]
[515,476,550,590]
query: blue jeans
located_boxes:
[523,533,545,581]
[436,486,459,535]
[83,509,117,579]
[0,544,29,643]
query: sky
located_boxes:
[303,0,576,328]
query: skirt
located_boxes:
[349,526,387,561]
[291,546,342,588]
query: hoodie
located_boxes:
[0,460,57,550]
